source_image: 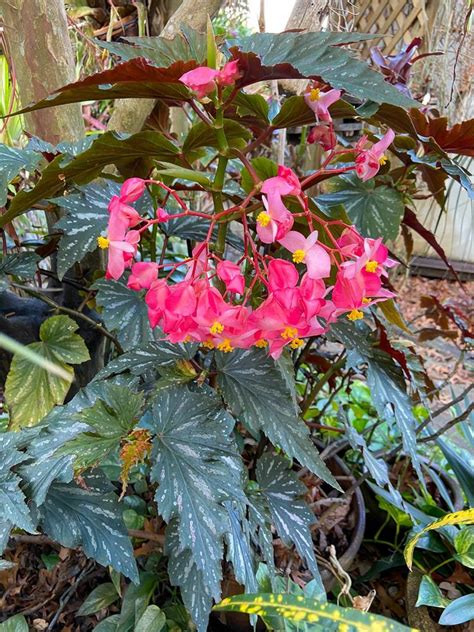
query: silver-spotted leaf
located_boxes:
[40,473,138,582]
[317,173,404,240]
[215,349,338,488]
[93,279,154,351]
[146,386,243,598]
[257,454,324,597]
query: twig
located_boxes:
[419,402,474,443]
[48,561,95,630]
[17,286,123,354]
[128,529,165,545]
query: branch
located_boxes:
[419,402,474,443]
[16,286,123,354]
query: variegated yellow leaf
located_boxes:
[405,509,474,570]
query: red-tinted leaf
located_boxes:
[419,164,447,206]
[418,328,458,342]
[410,110,474,157]
[402,207,462,284]
[10,58,195,117]
[374,316,412,382]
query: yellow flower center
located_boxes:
[309,88,321,101]
[281,326,298,340]
[362,297,371,304]
[379,154,388,165]
[292,249,306,264]
[210,321,224,335]
[365,260,378,273]
[257,211,271,227]
[97,236,110,249]
[347,309,364,321]
[202,340,215,349]
[289,337,304,349]
[255,338,268,348]
[217,338,234,353]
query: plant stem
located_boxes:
[301,354,346,415]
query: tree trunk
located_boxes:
[281,0,330,95]
[286,0,330,30]
[107,0,224,133]
[2,0,84,144]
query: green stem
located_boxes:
[301,355,346,415]
[428,558,454,576]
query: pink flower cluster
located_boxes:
[97,165,396,358]
[303,82,395,180]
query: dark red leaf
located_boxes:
[402,207,462,284]
[10,58,195,117]
[410,109,474,156]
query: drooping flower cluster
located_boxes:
[303,82,395,177]
[97,160,397,358]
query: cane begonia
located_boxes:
[355,129,395,181]
[100,172,396,358]
[308,125,337,151]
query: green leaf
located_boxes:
[40,473,138,582]
[437,439,474,506]
[241,156,277,193]
[183,119,251,159]
[61,383,143,469]
[0,144,41,206]
[0,442,35,536]
[146,385,243,598]
[0,614,29,632]
[415,575,449,608]
[333,322,420,482]
[77,582,120,616]
[96,29,206,65]
[225,501,258,594]
[135,606,166,632]
[155,161,212,186]
[41,552,60,571]
[0,252,40,278]
[1,131,181,225]
[93,279,153,351]
[439,594,474,626]
[5,315,90,428]
[233,91,269,126]
[404,509,474,569]
[117,572,158,632]
[317,173,404,240]
[454,526,474,568]
[52,180,118,280]
[233,31,418,108]
[165,522,213,632]
[94,340,198,380]
[214,593,415,631]
[91,616,121,632]
[257,454,324,597]
[216,349,338,488]
[377,299,410,332]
